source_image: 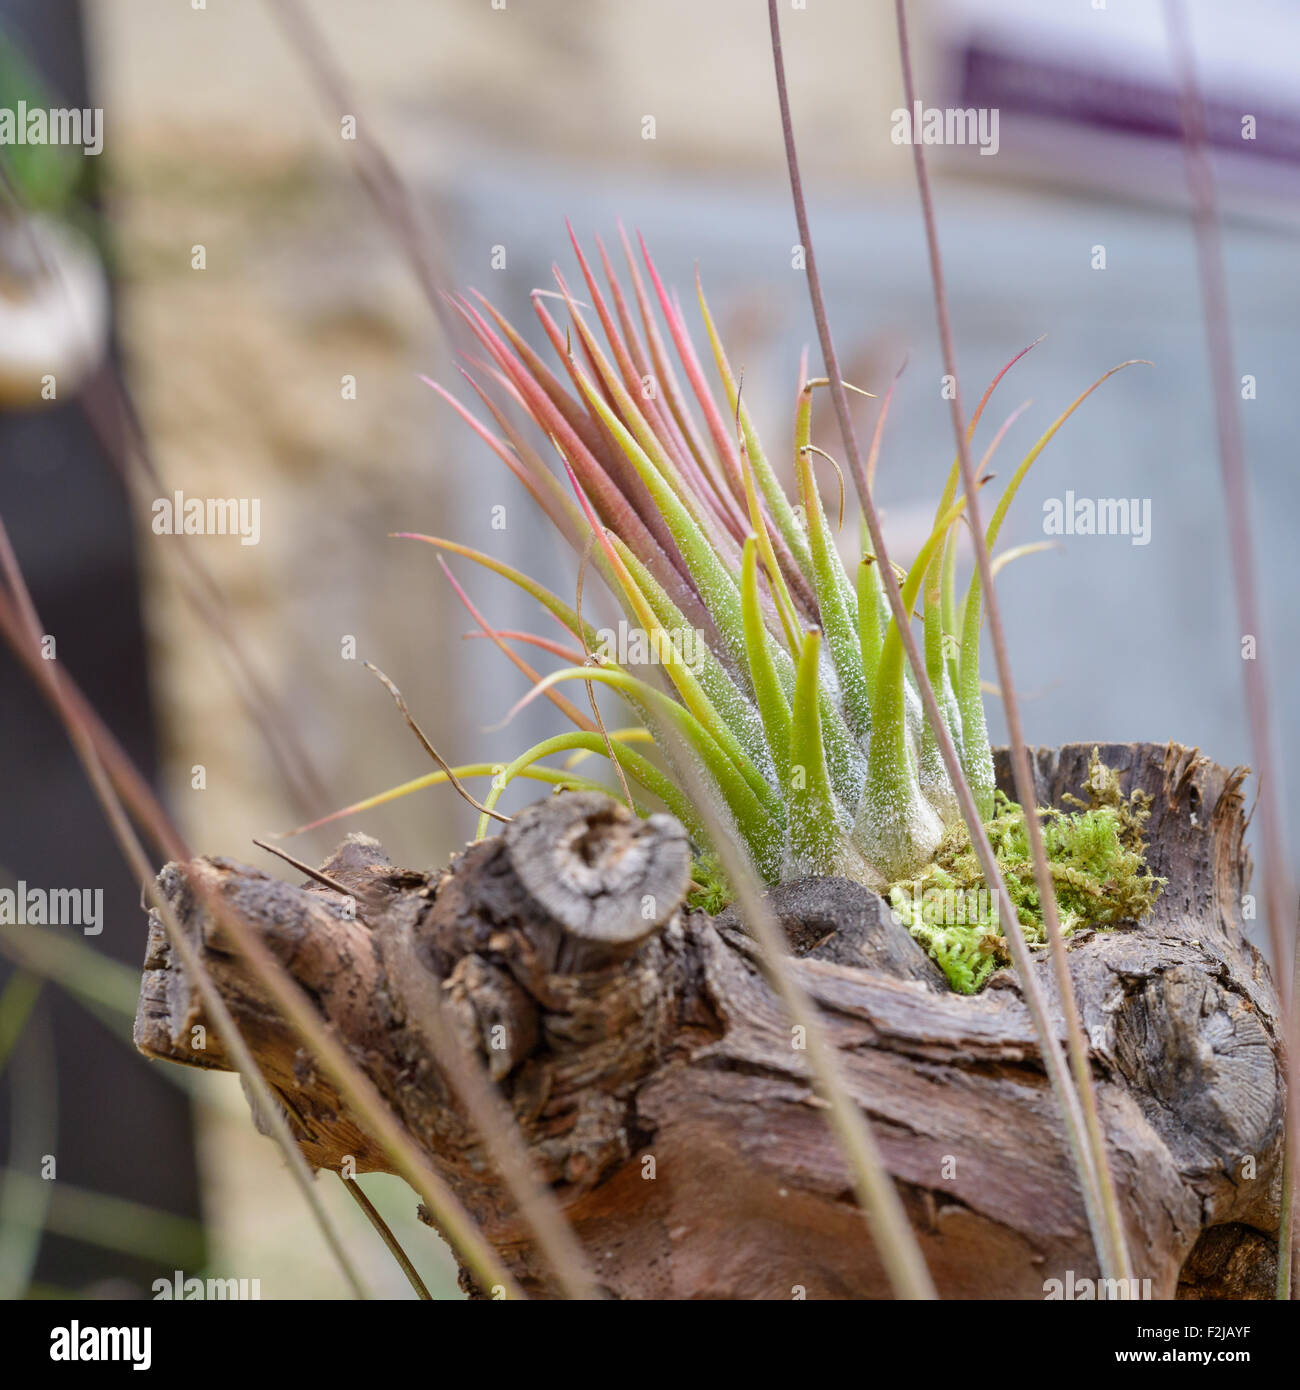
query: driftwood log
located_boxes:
[133,742,1286,1298]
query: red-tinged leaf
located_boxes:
[565,221,645,404]
[595,231,654,388]
[447,293,689,595]
[394,532,596,646]
[970,334,1046,440]
[527,290,684,561]
[438,557,597,733]
[572,226,724,529]
[628,240,818,616]
[618,224,742,525]
[637,229,748,508]
[420,374,578,542]
[590,230,736,532]
[935,334,1046,517]
[859,357,906,508]
[471,288,615,469]
[554,270,745,576]
[463,629,587,664]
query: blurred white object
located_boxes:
[938,0,1300,222]
[0,212,109,408]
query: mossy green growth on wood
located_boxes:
[686,851,733,916]
[889,749,1166,993]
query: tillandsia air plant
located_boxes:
[303,226,1163,993]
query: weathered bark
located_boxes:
[134,743,1287,1299]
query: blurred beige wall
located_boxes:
[90,0,923,178]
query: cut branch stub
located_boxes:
[380,793,698,1241]
[503,792,691,970]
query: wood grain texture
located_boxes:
[134,744,1286,1299]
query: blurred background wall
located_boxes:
[0,0,1296,1297]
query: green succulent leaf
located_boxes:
[474,731,697,840]
[787,630,860,879]
[740,536,794,786]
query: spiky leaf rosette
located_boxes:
[293,227,1150,987]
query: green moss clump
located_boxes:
[889,749,1166,994]
[686,852,733,915]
